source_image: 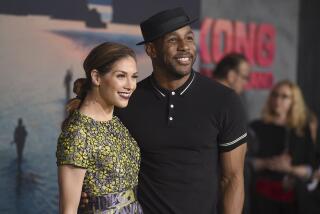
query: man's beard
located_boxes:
[156,58,194,80]
[167,67,191,79]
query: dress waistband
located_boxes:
[88,187,138,212]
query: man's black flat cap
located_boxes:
[137,7,197,45]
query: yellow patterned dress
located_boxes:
[56,110,142,213]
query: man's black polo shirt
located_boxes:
[116,71,247,214]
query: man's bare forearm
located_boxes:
[221,171,244,214]
[220,143,246,214]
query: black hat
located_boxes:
[136,7,197,45]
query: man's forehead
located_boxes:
[147,25,194,45]
[164,25,194,37]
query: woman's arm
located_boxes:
[253,156,313,181]
[309,112,318,144]
[265,153,313,180]
[58,165,86,214]
[251,157,274,171]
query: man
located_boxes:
[212,54,252,214]
[82,7,247,214]
[213,53,251,94]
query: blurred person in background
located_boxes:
[212,53,251,95]
[248,80,317,214]
[212,53,252,214]
[297,111,320,214]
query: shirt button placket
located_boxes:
[168,91,176,125]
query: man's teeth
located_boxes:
[177,57,190,62]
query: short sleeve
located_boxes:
[218,91,247,152]
[56,125,91,168]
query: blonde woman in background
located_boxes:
[248,80,317,214]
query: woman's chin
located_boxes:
[115,101,129,109]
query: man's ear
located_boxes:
[90,69,100,87]
[145,43,157,58]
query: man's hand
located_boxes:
[79,192,89,208]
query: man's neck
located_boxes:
[153,69,191,91]
[216,78,231,88]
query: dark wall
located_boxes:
[201,0,300,120]
[297,0,320,123]
[113,0,200,28]
[0,0,105,27]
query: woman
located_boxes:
[249,80,316,214]
[56,42,143,214]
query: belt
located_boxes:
[88,187,138,212]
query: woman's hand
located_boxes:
[268,153,292,173]
[269,154,312,179]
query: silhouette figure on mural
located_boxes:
[64,68,73,102]
[16,166,23,196]
[12,118,28,164]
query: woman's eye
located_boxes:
[132,75,138,79]
[117,74,125,78]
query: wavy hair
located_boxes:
[62,42,136,129]
[262,80,308,136]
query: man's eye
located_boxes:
[132,75,139,79]
[168,38,177,42]
[187,36,194,41]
